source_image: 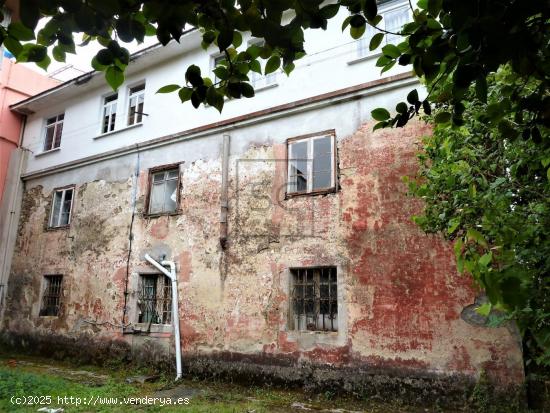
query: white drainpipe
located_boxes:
[144,254,182,380]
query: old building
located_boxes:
[0,1,523,400]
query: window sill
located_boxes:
[35,147,61,158]
[46,224,70,231]
[94,122,143,140]
[285,187,338,199]
[251,82,278,92]
[142,210,182,219]
[347,51,382,66]
[134,323,172,334]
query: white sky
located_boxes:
[22,25,158,80]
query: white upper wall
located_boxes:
[19,1,413,174]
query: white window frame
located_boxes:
[247,39,277,90]
[127,83,145,126]
[287,132,336,195]
[211,54,226,85]
[49,186,75,228]
[101,94,117,134]
[356,1,412,58]
[43,114,64,152]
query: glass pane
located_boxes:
[313,136,332,189]
[289,141,308,192]
[152,171,165,183]
[130,84,145,94]
[164,179,178,212]
[54,123,63,148]
[149,183,164,214]
[136,101,144,123]
[385,7,410,44]
[51,191,62,226]
[167,169,179,179]
[44,126,54,151]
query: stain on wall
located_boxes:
[2,121,523,394]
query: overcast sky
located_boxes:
[23,26,158,80]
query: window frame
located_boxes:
[136,273,173,325]
[145,163,182,217]
[39,274,63,317]
[48,185,75,229]
[127,83,146,126]
[285,130,338,198]
[247,39,277,90]
[355,0,412,59]
[101,93,118,134]
[211,53,227,85]
[43,113,64,152]
[289,266,338,332]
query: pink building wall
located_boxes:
[0,59,59,201]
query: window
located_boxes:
[43,114,64,152]
[40,275,63,316]
[137,274,172,324]
[147,167,180,215]
[49,186,74,228]
[356,1,411,58]
[212,54,226,85]
[290,267,338,332]
[287,132,336,195]
[127,84,145,126]
[102,94,117,133]
[248,40,277,89]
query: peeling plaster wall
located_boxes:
[3,91,523,392]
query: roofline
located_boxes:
[21,72,417,181]
[10,29,197,113]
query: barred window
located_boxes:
[40,275,63,316]
[290,267,338,332]
[137,275,172,324]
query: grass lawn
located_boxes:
[0,354,450,413]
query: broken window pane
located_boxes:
[289,141,308,192]
[50,187,74,228]
[148,168,179,214]
[287,134,335,195]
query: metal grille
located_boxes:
[291,267,337,331]
[40,275,63,316]
[137,275,172,324]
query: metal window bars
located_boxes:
[291,267,338,331]
[137,275,172,324]
[39,275,63,316]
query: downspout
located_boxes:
[220,134,230,249]
[0,115,27,322]
[144,254,182,381]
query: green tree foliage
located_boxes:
[408,68,550,365]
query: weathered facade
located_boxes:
[0,2,523,403]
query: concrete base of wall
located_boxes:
[0,330,528,411]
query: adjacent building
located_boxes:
[0,1,523,398]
